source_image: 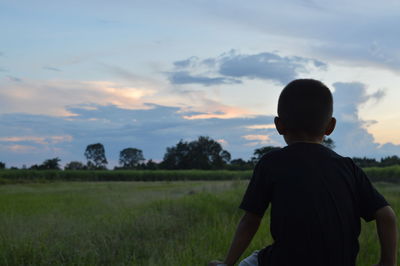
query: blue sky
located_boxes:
[1,0,400,167]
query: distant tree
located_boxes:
[0,162,5,169]
[145,159,158,170]
[29,164,40,170]
[251,146,281,164]
[84,143,108,169]
[380,156,400,167]
[161,136,231,169]
[162,140,189,169]
[65,161,86,170]
[352,157,379,168]
[322,137,335,149]
[40,158,61,170]
[228,158,253,170]
[119,148,145,169]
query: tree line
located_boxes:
[0,136,399,170]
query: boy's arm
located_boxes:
[209,211,262,266]
[223,211,262,265]
[374,206,398,266]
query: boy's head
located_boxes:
[275,79,335,141]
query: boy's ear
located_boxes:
[274,116,285,135]
[325,117,336,136]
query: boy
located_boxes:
[209,79,397,266]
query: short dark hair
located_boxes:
[277,79,333,136]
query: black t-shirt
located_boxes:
[239,142,388,266]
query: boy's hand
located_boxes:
[374,206,398,266]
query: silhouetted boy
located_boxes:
[209,79,397,266]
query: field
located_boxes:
[1,165,400,183]
[0,181,399,265]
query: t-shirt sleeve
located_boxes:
[354,164,389,222]
[239,159,272,217]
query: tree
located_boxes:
[322,137,335,149]
[228,158,253,170]
[119,148,145,169]
[29,164,40,170]
[84,143,108,169]
[161,136,231,169]
[65,161,86,170]
[0,162,5,169]
[352,157,379,168]
[251,146,281,164]
[380,156,400,167]
[40,158,61,170]
[145,159,158,170]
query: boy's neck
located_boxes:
[283,134,324,145]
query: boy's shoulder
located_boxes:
[257,143,355,170]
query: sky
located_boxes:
[1,0,400,167]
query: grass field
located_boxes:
[0,181,398,265]
[1,165,400,183]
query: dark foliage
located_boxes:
[161,136,231,169]
[119,148,145,169]
[84,143,108,170]
[0,162,5,169]
[379,155,400,167]
[228,158,253,170]
[352,156,400,168]
[65,161,87,170]
[251,146,282,164]
[29,158,61,170]
[41,158,61,170]
[322,137,335,149]
[352,157,379,168]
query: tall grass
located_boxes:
[0,181,398,265]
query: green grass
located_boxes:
[0,181,398,265]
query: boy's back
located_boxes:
[240,142,388,266]
[208,79,397,266]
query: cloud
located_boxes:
[197,1,400,70]
[0,135,73,145]
[173,56,199,68]
[169,50,326,85]
[0,79,156,116]
[242,134,271,144]
[169,71,241,86]
[7,145,37,153]
[245,124,275,130]
[98,63,148,82]
[331,82,400,158]
[43,66,62,72]
[7,76,22,82]
[218,52,326,83]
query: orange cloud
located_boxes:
[7,145,37,153]
[216,139,228,146]
[242,134,270,142]
[0,79,157,116]
[245,124,276,130]
[182,103,255,120]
